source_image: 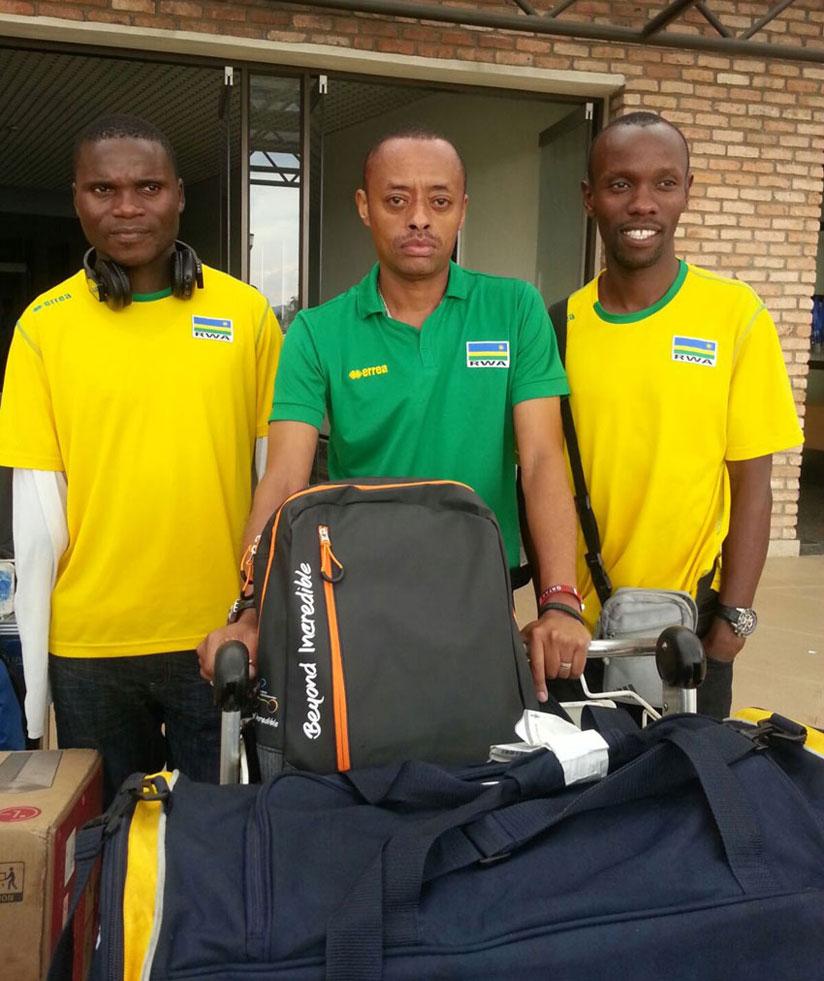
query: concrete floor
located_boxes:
[731,555,823,729]
[515,554,824,730]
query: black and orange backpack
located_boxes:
[249,478,537,777]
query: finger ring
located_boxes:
[560,661,572,669]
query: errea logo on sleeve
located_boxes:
[32,293,72,313]
[466,341,509,368]
[192,316,233,342]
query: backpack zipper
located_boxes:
[318,524,350,771]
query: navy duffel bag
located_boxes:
[52,713,824,980]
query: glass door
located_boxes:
[535,102,597,305]
[247,74,302,331]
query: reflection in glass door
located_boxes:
[535,103,597,305]
[248,76,302,331]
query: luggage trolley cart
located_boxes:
[212,624,705,785]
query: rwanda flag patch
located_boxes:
[672,335,717,367]
[193,316,233,342]
[466,340,510,368]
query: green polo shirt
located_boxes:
[271,262,569,567]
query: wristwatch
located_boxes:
[227,595,256,624]
[715,604,758,637]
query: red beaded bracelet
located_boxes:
[538,583,584,610]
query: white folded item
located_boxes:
[490,709,610,786]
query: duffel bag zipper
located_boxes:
[101,820,129,981]
[318,524,350,771]
[247,785,272,960]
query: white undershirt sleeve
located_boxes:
[12,468,68,739]
[255,436,268,482]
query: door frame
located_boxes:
[0,36,604,306]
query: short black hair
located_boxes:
[587,111,690,181]
[361,128,467,192]
[73,114,178,176]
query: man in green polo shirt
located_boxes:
[199,129,589,700]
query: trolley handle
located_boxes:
[214,641,252,785]
[213,640,251,712]
[586,639,658,658]
[587,624,706,691]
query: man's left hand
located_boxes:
[701,617,746,664]
[521,609,591,702]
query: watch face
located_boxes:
[734,608,757,637]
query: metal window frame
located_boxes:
[272,0,824,65]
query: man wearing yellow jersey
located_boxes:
[0,116,281,803]
[563,111,802,717]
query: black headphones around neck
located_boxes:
[83,240,204,310]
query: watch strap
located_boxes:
[716,604,757,636]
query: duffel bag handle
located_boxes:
[326,721,769,981]
[434,724,773,893]
[341,749,566,808]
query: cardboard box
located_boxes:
[0,749,102,981]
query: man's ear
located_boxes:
[581,178,594,217]
[178,177,185,214]
[684,170,694,205]
[71,182,78,216]
[457,193,468,232]
[355,188,370,227]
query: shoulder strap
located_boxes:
[548,298,612,606]
[547,298,569,363]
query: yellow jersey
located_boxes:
[565,261,803,629]
[0,265,281,657]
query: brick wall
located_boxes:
[2,0,823,541]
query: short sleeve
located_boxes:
[0,319,64,471]
[269,313,327,430]
[510,282,570,405]
[254,300,283,438]
[726,305,803,461]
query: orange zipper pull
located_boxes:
[318,525,345,583]
[239,533,261,592]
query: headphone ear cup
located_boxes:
[83,249,131,309]
[170,241,203,300]
[104,259,132,310]
[83,248,107,304]
[170,246,183,298]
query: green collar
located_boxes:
[593,259,688,324]
[132,287,173,303]
[357,261,469,319]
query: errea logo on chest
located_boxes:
[348,364,389,380]
[467,341,509,368]
[192,316,233,342]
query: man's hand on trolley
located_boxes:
[197,609,259,683]
[521,609,591,703]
